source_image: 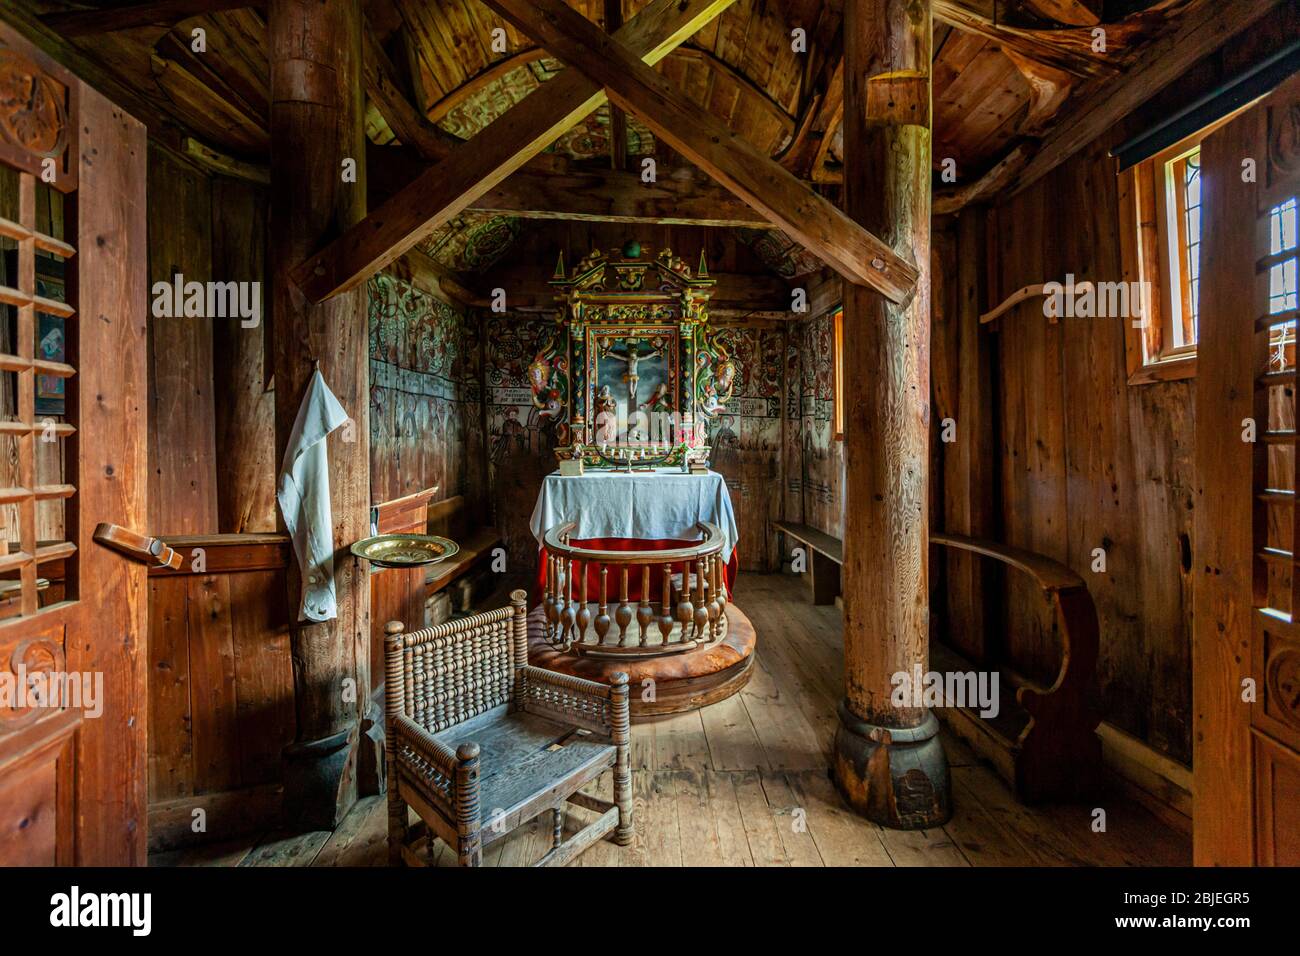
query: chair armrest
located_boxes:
[392,714,477,820]
[518,665,628,736]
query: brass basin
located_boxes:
[350,534,459,569]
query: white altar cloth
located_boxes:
[529,469,739,562]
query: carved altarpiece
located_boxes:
[529,246,736,469]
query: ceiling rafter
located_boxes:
[40,0,253,36]
[933,0,1121,78]
[935,0,1280,213]
[290,0,741,304]
[477,0,917,302]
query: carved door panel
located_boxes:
[1196,70,1300,867]
[0,22,148,866]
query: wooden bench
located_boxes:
[930,531,1102,802]
[384,593,632,867]
[773,520,843,604]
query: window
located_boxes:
[1264,196,1299,372]
[1120,109,1248,384]
[1267,196,1298,315]
[1162,146,1202,347]
[832,307,844,441]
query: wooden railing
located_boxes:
[541,521,728,658]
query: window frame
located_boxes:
[1121,107,1248,385]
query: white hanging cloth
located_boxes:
[277,367,349,622]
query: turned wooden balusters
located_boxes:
[658,562,674,645]
[616,566,633,645]
[707,554,722,641]
[692,557,710,638]
[637,566,653,642]
[558,556,576,646]
[544,554,560,642]
[577,563,592,638]
[675,561,694,637]
[595,567,611,645]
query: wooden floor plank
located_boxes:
[312,796,388,867]
[699,691,769,771]
[150,573,1192,868]
[239,829,331,867]
[705,770,756,866]
[732,769,789,866]
[738,651,826,770]
[643,770,683,866]
[651,709,713,772]
[785,769,894,866]
[758,770,825,866]
[148,836,257,867]
[675,769,729,866]
[952,766,1080,865]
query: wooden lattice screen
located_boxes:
[0,170,77,617]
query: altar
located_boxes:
[520,244,756,719]
[529,468,740,598]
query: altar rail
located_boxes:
[541,521,729,659]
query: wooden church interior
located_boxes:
[0,0,1297,868]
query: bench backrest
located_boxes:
[384,590,529,734]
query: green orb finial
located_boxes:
[622,239,642,259]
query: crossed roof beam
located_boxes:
[292,0,919,307]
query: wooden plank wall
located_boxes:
[368,272,485,511]
[148,569,294,806]
[147,144,219,534]
[933,8,1300,768]
[976,134,1194,765]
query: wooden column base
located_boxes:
[528,603,757,721]
[831,704,952,829]
[281,726,358,831]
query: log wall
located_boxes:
[929,5,1300,773]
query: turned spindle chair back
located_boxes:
[384,590,632,867]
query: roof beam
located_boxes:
[940,0,1284,210]
[362,23,459,163]
[933,0,1118,78]
[489,273,792,314]
[40,0,253,36]
[366,141,774,228]
[479,0,917,303]
[291,0,738,304]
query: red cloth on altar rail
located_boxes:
[532,537,738,608]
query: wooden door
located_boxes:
[0,23,148,866]
[1195,71,1300,866]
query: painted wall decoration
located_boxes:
[784,312,844,540]
[734,227,826,279]
[368,273,484,513]
[417,212,521,273]
[485,313,564,569]
[436,59,655,160]
[704,324,785,571]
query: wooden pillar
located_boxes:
[212,176,276,533]
[831,0,950,828]
[269,0,372,830]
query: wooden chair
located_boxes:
[384,589,632,866]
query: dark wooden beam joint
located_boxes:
[479,0,919,303]
[41,0,255,36]
[866,71,931,127]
